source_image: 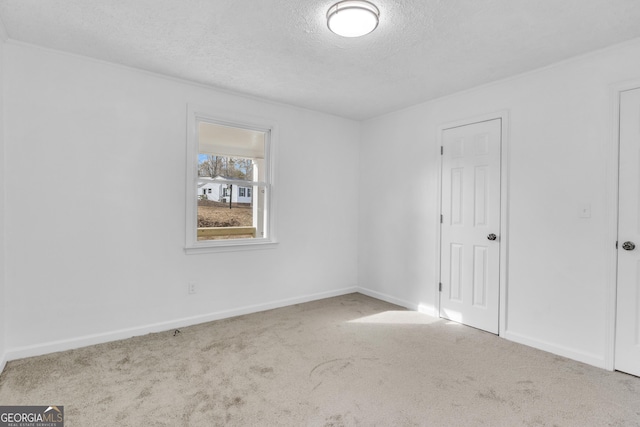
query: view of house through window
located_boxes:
[196,121,268,241]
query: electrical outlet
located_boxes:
[579,203,591,218]
[188,282,197,295]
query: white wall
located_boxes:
[3,42,360,357]
[359,38,640,368]
[4,32,640,373]
[0,28,7,371]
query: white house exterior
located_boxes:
[197,176,252,204]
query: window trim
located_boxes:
[185,105,278,253]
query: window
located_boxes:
[186,106,276,252]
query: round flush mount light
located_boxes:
[327,0,380,38]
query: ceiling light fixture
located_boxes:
[327,0,380,38]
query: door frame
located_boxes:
[606,80,640,371]
[435,110,510,336]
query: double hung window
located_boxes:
[186,107,275,251]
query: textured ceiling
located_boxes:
[1,0,640,120]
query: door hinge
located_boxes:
[440,214,443,223]
[616,240,618,249]
[440,146,443,155]
[439,282,442,292]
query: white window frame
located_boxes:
[185,105,278,253]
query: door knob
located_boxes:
[487,234,497,241]
[622,241,636,251]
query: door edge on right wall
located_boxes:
[610,83,640,377]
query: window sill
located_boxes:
[184,239,278,254]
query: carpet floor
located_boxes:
[0,293,639,426]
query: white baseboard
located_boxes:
[5,286,358,362]
[502,330,606,369]
[358,287,607,369]
[357,287,416,309]
[356,287,438,317]
[3,287,608,373]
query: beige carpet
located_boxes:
[0,293,639,426]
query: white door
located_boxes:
[615,87,640,377]
[440,119,501,334]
